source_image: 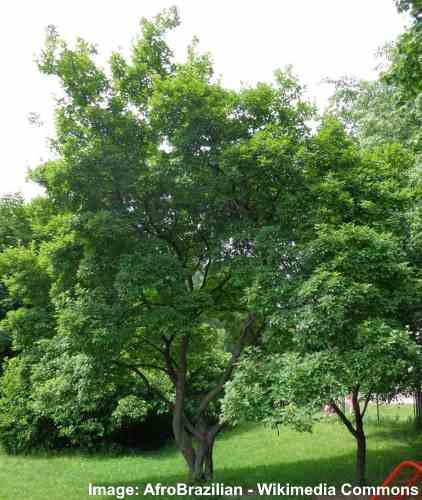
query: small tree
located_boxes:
[224,225,420,485]
[223,121,422,486]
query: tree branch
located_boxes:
[210,272,232,296]
[162,334,178,384]
[172,335,190,447]
[196,313,258,417]
[200,257,211,290]
[111,360,172,407]
[137,363,169,375]
[361,390,372,418]
[330,399,358,438]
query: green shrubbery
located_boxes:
[0,352,171,453]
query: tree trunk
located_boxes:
[171,336,199,479]
[176,430,196,479]
[204,438,214,480]
[193,441,210,481]
[167,316,259,482]
[351,388,369,486]
[414,388,422,427]
[331,390,369,486]
[355,431,367,486]
[178,433,217,482]
[352,388,367,486]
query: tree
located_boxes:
[27,8,314,480]
[0,196,173,452]
[328,2,422,425]
[223,119,422,486]
[0,194,35,368]
[327,76,421,152]
[395,0,422,21]
[388,0,422,424]
[385,7,422,102]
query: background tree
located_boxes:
[328,0,422,424]
[327,75,422,152]
[395,0,422,22]
[223,119,422,486]
[0,196,173,452]
[0,194,34,367]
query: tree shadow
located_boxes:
[13,440,181,462]
[96,444,422,500]
[14,424,258,463]
[367,418,422,443]
[217,422,263,442]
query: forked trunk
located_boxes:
[331,388,369,487]
[169,316,258,482]
[192,437,215,482]
[175,432,216,482]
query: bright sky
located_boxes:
[1,0,408,198]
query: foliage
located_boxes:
[223,116,422,485]
[328,76,422,152]
[1,4,422,487]
[395,0,422,21]
[10,6,319,481]
[0,355,64,453]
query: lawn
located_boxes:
[0,404,420,500]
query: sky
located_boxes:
[1,0,408,198]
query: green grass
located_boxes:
[0,404,420,499]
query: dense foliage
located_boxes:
[0,2,421,487]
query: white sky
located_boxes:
[1,0,408,198]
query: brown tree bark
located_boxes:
[331,386,371,486]
[168,314,259,481]
[352,388,367,486]
[414,387,422,427]
[355,430,367,487]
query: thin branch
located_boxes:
[200,257,211,290]
[361,391,373,418]
[111,359,172,407]
[209,421,226,439]
[137,363,169,375]
[136,200,186,265]
[162,334,178,384]
[197,313,258,417]
[210,272,232,295]
[330,399,358,438]
[138,336,167,357]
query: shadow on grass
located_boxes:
[95,444,422,500]
[11,440,180,462]
[11,418,421,466]
[367,418,422,443]
[217,422,264,443]
[14,423,277,462]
